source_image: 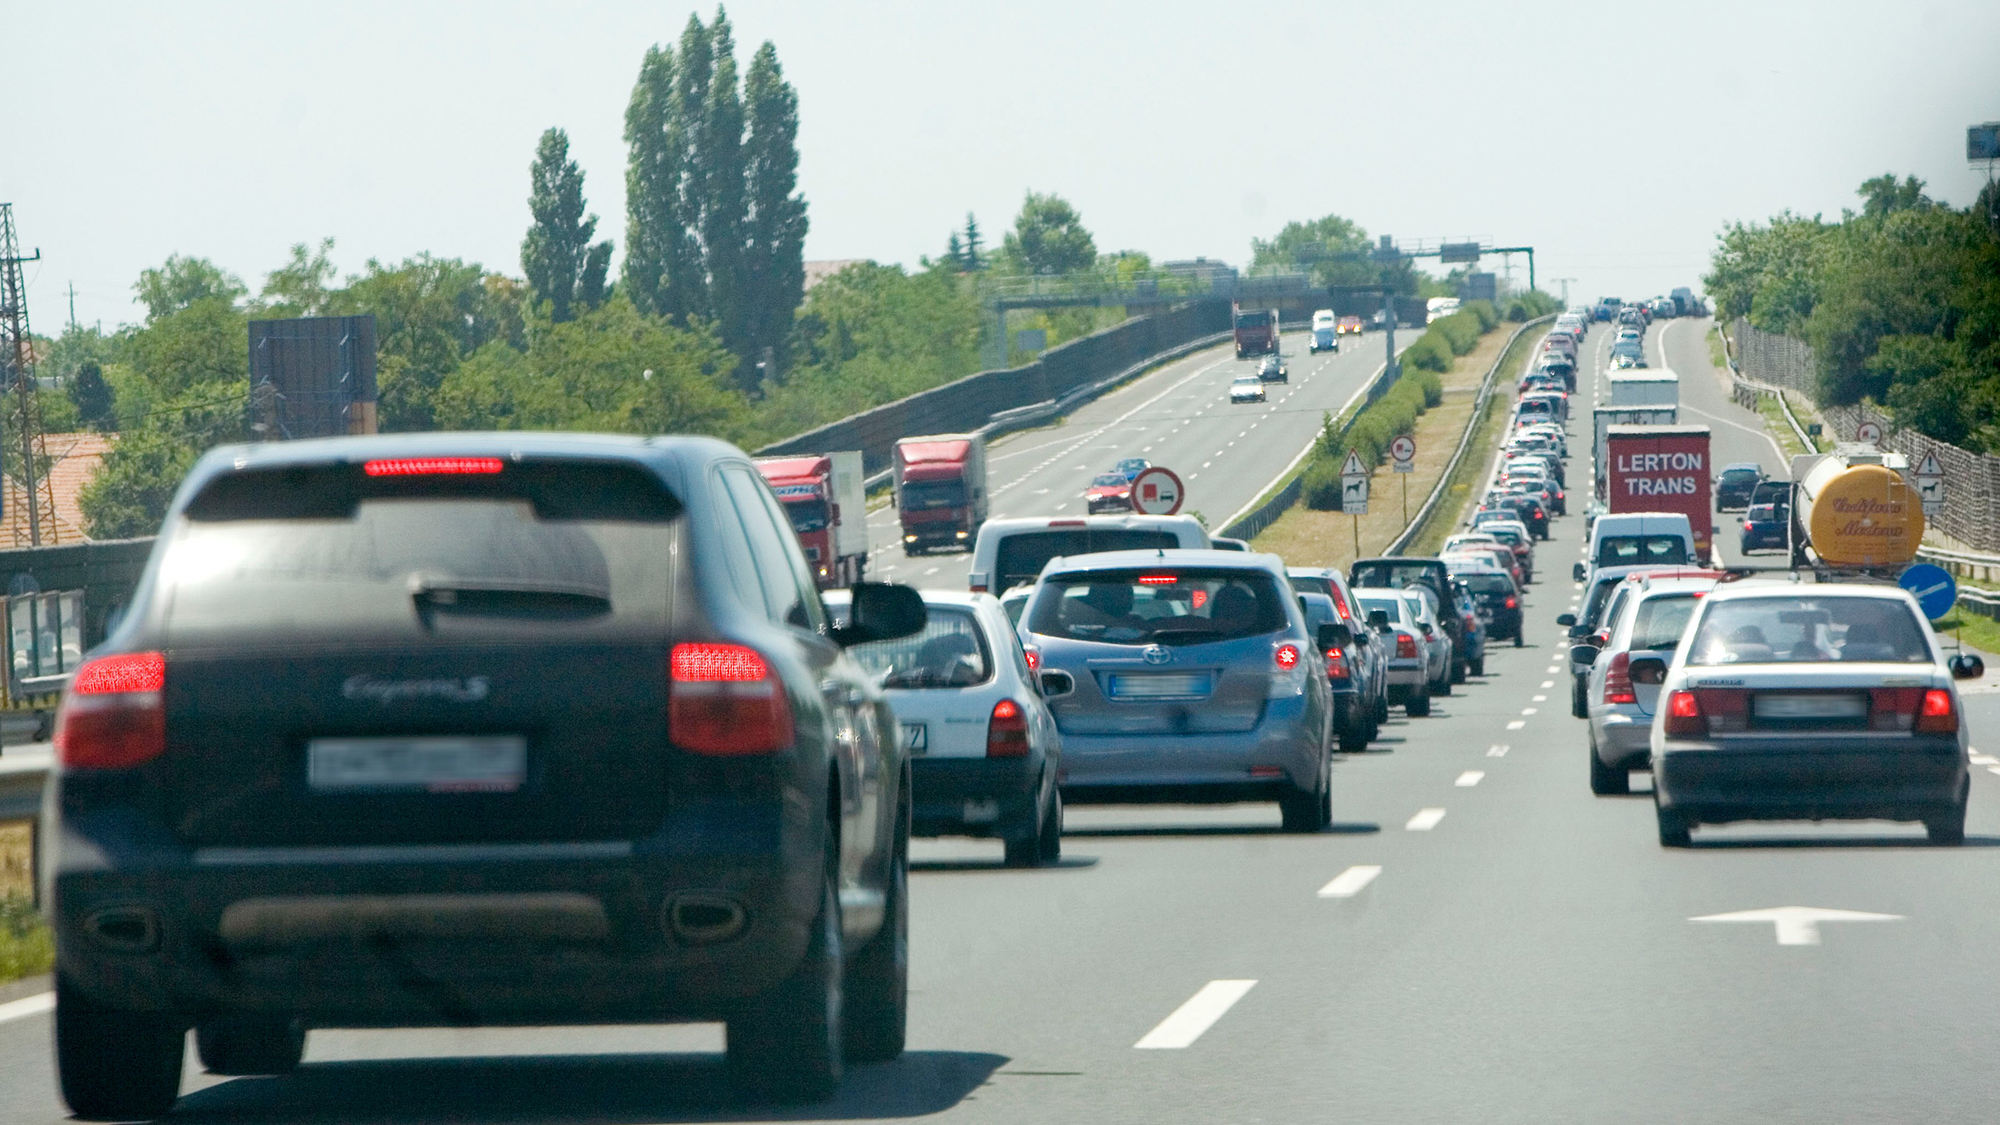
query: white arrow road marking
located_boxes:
[1318,865,1382,898]
[1134,980,1257,1049]
[0,992,53,1025]
[1405,807,1447,831]
[1455,771,1484,787]
[1690,906,1903,946]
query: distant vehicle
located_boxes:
[1257,355,1289,383]
[1714,462,1765,510]
[1581,573,1719,795]
[1594,298,1621,321]
[1739,502,1788,553]
[895,433,989,555]
[1350,557,1472,683]
[1338,315,1365,336]
[1296,589,1378,751]
[1583,511,1696,576]
[44,433,931,1114]
[825,588,1063,867]
[1233,304,1280,358]
[1288,565,1391,746]
[967,513,1210,594]
[1230,374,1268,403]
[1427,297,1461,324]
[1021,550,1335,830]
[1310,309,1340,354]
[757,451,869,587]
[1448,578,1487,679]
[1453,563,1524,646]
[1114,457,1151,481]
[1792,448,1923,568]
[1354,587,1437,715]
[1085,472,1135,513]
[1560,564,1722,716]
[1650,583,1983,847]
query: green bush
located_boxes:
[1433,312,1479,356]
[1402,332,1452,372]
[1463,300,1499,332]
[0,892,52,984]
[1302,458,1346,510]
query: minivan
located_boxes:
[968,514,1209,594]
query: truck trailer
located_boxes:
[756,451,869,588]
[894,434,989,555]
[1607,370,1679,408]
[1591,404,1678,501]
[1604,423,1713,563]
[1788,446,1924,569]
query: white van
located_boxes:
[968,514,1211,593]
[1578,512,1695,580]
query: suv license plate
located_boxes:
[308,736,527,793]
[901,723,928,754]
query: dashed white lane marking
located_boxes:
[1506,720,1526,730]
[1972,754,1999,765]
[1521,707,1538,715]
[1540,681,1555,689]
[0,992,53,1025]
[1546,666,1562,673]
[1318,865,1382,898]
[1455,771,1485,787]
[1531,695,1547,702]
[1134,980,1258,1049]
[1487,744,1510,757]
[924,567,940,576]
[1405,807,1447,831]
[1987,766,2000,777]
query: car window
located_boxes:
[1092,473,1128,488]
[722,465,821,631]
[709,470,768,614]
[1688,597,1931,665]
[842,605,991,688]
[993,529,1184,591]
[1627,593,1701,651]
[1027,567,1286,646]
[1596,535,1688,566]
[1356,595,1406,624]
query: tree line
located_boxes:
[1705,173,2000,450]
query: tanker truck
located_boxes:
[1788,446,1924,569]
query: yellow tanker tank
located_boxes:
[1796,455,1924,567]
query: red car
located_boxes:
[1084,472,1134,513]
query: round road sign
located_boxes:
[1857,421,1883,445]
[1129,466,1186,516]
[1390,435,1417,463]
[1898,563,1957,621]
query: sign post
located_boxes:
[1342,449,1369,556]
[1856,421,1883,445]
[1390,435,1416,526]
[1915,452,1945,518]
[1129,466,1186,516]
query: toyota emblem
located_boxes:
[1142,645,1172,665]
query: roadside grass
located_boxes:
[0,822,50,985]
[1932,612,2000,659]
[1252,325,1513,566]
[1706,324,1727,371]
[1754,394,1810,459]
[1406,320,1547,557]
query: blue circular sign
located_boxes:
[1898,563,1958,621]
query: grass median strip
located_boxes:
[0,822,50,986]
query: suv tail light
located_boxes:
[1504,596,1518,610]
[1396,634,1419,659]
[1663,690,1703,736]
[1603,651,1636,705]
[669,643,794,755]
[987,699,1029,757]
[1274,644,1301,669]
[1323,645,1350,682]
[1916,689,1958,734]
[56,652,168,769]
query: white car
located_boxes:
[1229,374,1267,403]
[1648,582,1984,846]
[1355,587,1437,716]
[1582,574,1719,794]
[826,589,1066,866]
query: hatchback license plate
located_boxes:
[901,723,928,754]
[308,736,527,793]
[1756,694,1867,720]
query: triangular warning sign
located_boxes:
[1917,453,1942,477]
[1342,449,1367,476]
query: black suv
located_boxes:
[1351,557,1470,683]
[45,434,926,1116]
[1714,462,1764,510]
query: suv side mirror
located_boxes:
[1628,656,1669,685]
[1950,653,1985,681]
[1556,613,1577,627]
[1038,669,1076,698]
[832,583,927,647]
[1317,623,1352,650]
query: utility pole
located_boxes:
[0,204,61,546]
[1552,277,1576,307]
[67,283,77,333]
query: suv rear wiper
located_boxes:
[408,575,612,619]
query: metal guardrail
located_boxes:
[0,745,50,823]
[1384,315,1555,554]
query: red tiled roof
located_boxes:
[0,431,114,545]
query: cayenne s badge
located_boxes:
[342,675,491,703]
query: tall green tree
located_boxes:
[623,41,701,323]
[741,39,807,387]
[521,128,612,323]
[133,255,245,321]
[328,255,521,431]
[700,13,750,374]
[1001,192,1096,275]
[258,238,339,317]
[67,360,116,431]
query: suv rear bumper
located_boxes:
[1654,738,1967,823]
[50,802,822,1026]
[1056,722,1321,797]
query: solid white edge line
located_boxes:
[0,991,54,1025]
[1134,979,1258,1049]
[1317,864,1383,898]
[1405,807,1447,831]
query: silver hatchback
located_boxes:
[1022,549,1334,831]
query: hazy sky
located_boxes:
[10,1,1998,330]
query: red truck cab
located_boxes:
[894,434,989,555]
[756,451,869,587]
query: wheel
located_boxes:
[1926,802,1967,846]
[1035,787,1063,863]
[1451,659,1467,685]
[1571,676,1589,718]
[1375,694,1389,725]
[1434,667,1453,696]
[1279,756,1332,833]
[1338,707,1369,752]
[1470,656,1486,677]
[1405,684,1432,717]
[1589,739,1629,796]
[1513,630,1524,649]
[55,974,186,1120]
[1655,803,1692,848]
[728,852,843,1102]
[197,1014,305,1075]
[844,788,909,1063]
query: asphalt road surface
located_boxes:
[12,318,2000,1123]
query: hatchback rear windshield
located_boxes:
[1628,593,1702,651]
[1596,535,1688,566]
[995,529,1183,590]
[1465,575,1515,597]
[162,460,678,635]
[1028,568,1286,646]
[1351,561,1443,592]
[840,606,992,689]
[1687,597,1929,665]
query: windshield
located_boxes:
[1596,535,1688,566]
[1027,568,1286,646]
[901,479,967,509]
[993,528,1184,590]
[1091,473,1128,488]
[1687,596,1930,665]
[781,497,830,533]
[842,606,993,688]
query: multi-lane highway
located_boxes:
[10,318,2000,1124]
[867,328,1404,588]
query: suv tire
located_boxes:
[845,790,909,1063]
[729,854,843,1102]
[1927,800,1967,846]
[1279,757,1332,833]
[1655,804,1692,848]
[197,1014,306,1075]
[1035,788,1063,863]
[56,974,185,1120]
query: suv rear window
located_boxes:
[1596,535,1687,566]
[1028,568,1285,646]
[1350,561,1443,592]
[994,529,1183,591]
[1465,574,1515,598]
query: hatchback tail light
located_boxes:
[1323,645,1350,682]
[1663,690,1703,736]
[1022,645,1041,671]
[669,643,793,755]
[1603,651,1636,705]
[1916,689,1958,734]
[987,698,1030,757]
[1396,634,1419,659]
[56,652,168,769]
